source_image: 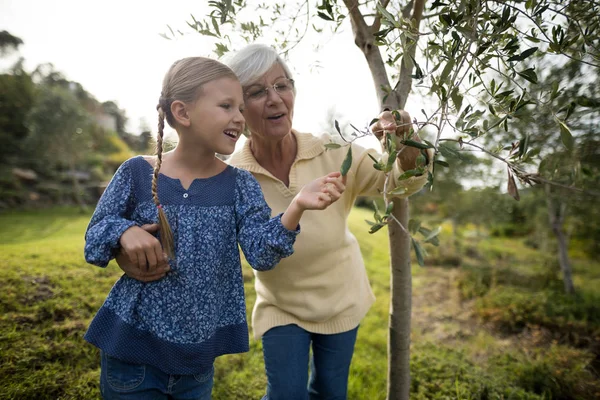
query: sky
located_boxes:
[0,0,419,145]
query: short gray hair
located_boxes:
[225,44,294,87]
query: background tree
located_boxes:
[0,32,35,163]
[25,82,94,210]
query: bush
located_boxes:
[475,286,600,336]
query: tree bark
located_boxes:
[545,184,575,294]
[387,197,412,400]
[343,1,426,399]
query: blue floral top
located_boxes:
[84,156,299,374]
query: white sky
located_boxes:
[0,0,431,146]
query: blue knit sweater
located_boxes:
[84,156,299,374]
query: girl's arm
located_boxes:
[235,170,345,271]
[84,160,140,267]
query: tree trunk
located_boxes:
[387,198,412,400]
[545,184,575,294]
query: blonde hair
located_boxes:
[154,57,237,259]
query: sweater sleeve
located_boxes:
[234,169,300,271]
[349,141,433,199]
[84,160,138,268]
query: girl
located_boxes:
[84,57,345,400]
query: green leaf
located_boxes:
[518,134,530,158]
[507,47,538,62]
[324,143,342,149]
[389,186,407,195]
[397,168,423,181]
[402,139,433,150]
[408,219,421,234]
[555,118,574,150]
[340,146,353,176]
[422,226,442,243]
[317,11,334,21]
[577,96,600,108]
[434,159,450,168]
[517,68,538,83]
[385,201,394,216]
[439,143,462,160]
[412,238,425,266]
[376,2,397,25]
[369,223,386,234]
[373,201,382,223]
[451,87,463,111]
[211,17,221,37]
[440,59,456,83]
[334,119,341,135]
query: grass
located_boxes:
[0,207,599,399]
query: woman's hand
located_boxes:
[280,172,346,230]
[369,109,425,172]
[369,109,413,146]
[117,224,170,282]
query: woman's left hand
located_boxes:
[295,171,346,210]
[370,109,427,172]
[369,109,413,147]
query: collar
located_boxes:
[228,130,325,177]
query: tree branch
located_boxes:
[343,0,392,108]
[395,0,425,109]
[438,138,600,197]
[371,0,391,33]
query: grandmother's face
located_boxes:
[243,63,295,141]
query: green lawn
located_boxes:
[0,207,598,399]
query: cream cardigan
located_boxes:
[228,130,430,339]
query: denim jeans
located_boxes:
[100,351,214,400]
[261,324,359,400]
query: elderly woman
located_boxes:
[118,44,430,400]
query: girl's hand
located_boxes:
[294,171,346,211]
[118,224,169,278]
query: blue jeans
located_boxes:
[100,351,214,400]
[261,324,359,400]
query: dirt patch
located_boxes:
[412,268,479,342]
[20,275,55,305]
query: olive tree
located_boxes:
[168,1,600,398]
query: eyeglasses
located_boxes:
[244,78,295,101]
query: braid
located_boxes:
[152,104,175,259]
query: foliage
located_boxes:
[0,30,23,56]
[0,69,35,160]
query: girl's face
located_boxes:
[185,77,245,155]
[242,63,295,142]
